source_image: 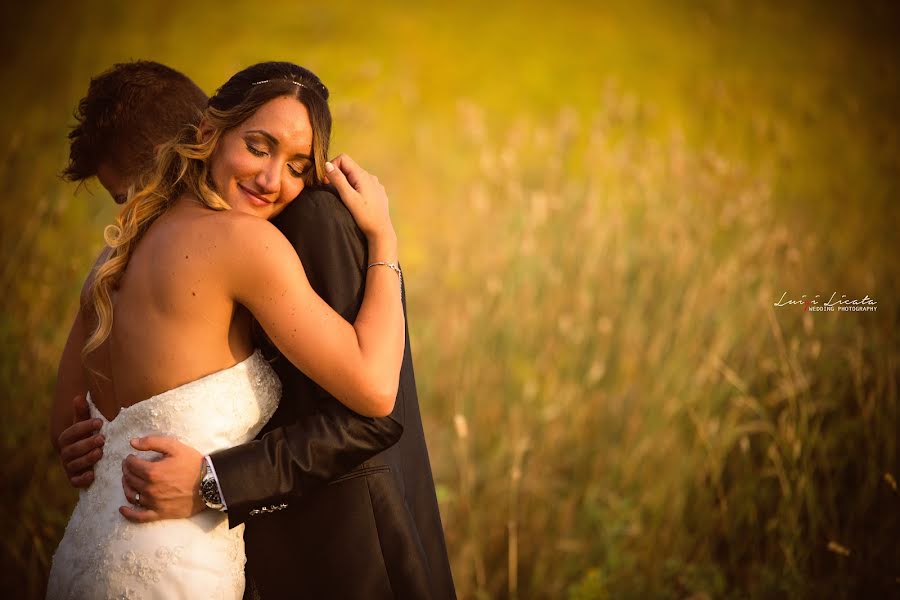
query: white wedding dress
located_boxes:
[46,350,280,600]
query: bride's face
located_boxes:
[209,95,314,220]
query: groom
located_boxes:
[55,61,455,599]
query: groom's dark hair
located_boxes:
[63,61,208,183]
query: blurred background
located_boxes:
[1,0,898,598]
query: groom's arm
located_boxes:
[208,188,403,527]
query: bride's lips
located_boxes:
[238,183,273,207]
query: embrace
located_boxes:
[45,61,455,599]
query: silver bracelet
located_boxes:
[367,261,402,289]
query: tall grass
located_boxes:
[409,93,898,598]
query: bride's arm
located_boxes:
[228,157,405,417]
[210,188,405,526]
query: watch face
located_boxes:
[201,477,221,504]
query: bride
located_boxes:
[46,62,404,599]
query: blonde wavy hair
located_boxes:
[82,62,332,361]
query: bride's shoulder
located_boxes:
[197,210,295,263]
[195,210,285,244]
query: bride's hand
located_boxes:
[325,154,396,251]
[119,436,205,522]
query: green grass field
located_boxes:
[1,1,898,597]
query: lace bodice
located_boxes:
[47,350,280,600]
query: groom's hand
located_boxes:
[119,436,205,523]
[57,394,104,488]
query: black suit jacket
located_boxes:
[210,189,456,599]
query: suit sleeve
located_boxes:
[210,188,403,527]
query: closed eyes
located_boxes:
[245,142,266,157]
[245,142,308,179]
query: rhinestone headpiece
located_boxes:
[251,79,308,89]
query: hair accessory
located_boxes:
[367,261,403,290]
[251,79,308,89]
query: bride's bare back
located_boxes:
[85,200,258,420]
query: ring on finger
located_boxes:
[134,491,141,506]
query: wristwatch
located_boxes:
[199,460,226,512]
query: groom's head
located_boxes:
[64,61,208,203]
